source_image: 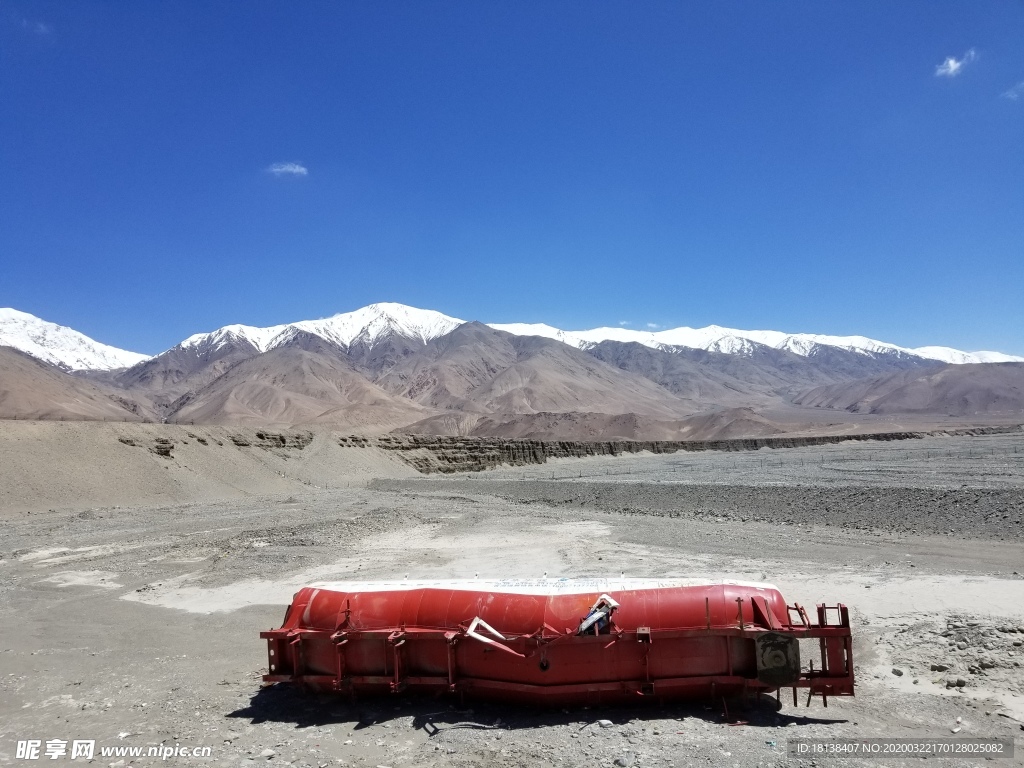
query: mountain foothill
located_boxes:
[1,304,1022,440]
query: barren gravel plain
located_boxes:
[2,432,1024,767]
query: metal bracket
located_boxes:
[465,617,525,658]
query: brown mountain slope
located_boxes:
[113,331,263,415]
[586,340,932,402]
[668,407,786,439]
[793,362,1024,416]
[167,338,438,431]
[398,407,786,441]
[375,323,697,419]
[0,347,144,421]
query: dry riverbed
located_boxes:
[2,434,1023,767]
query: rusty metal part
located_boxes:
[261,578,853,706]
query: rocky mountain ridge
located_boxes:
[3,304,1023,440]
[5,302,1020,372]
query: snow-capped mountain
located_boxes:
[175,303,465,356]
[487,321,1023,364]
[907,346,1019,365]
[0,308,150,371]
[152,302,1024,366]
[4,303,1020,373]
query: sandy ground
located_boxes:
[0,423,418,517]
[1,434,1023,767]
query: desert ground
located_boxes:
[2,426,1023,767]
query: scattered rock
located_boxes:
[149,437,174,458]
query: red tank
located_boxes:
[261,578,853,707]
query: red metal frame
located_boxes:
[261,580,853,707]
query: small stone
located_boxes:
[951,727,961,733]
[956,678,968,687]
[957,642,969,650]
[260,749,276,758]
[614,759,630,767]
[598,719,614,728]
[891,668,904,677]
[930,663,950,672]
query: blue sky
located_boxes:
[2,2,1022,355]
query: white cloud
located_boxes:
[935,48,977,77]
[15,16,51,34]
[617,320,631,327]
[266,162,308,177]
[1002,81,1024,100]
[646,322,661,330]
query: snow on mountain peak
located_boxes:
[161,302,1024,365]
[179,324,289,354]
[484,316,1023,364]
[704,335,760,355]
[175,303,466,356]
[908,346,1023,365]
[12,301,1016,373]
[0,308,151,371]
[295,302,465,347]
[488,323,587,347]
